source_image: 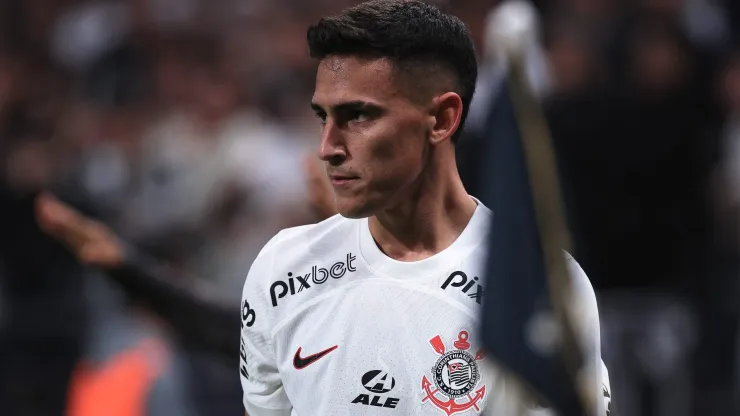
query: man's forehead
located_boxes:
[319,55,393,77]
[312,55,399,105]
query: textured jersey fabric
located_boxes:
[240,201,610,415]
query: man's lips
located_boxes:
[328,174,359,186]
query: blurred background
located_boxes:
[0,0,738,415]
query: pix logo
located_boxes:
[441,271,484,304]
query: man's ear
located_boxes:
[428,92,464,145]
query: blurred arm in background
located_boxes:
[35,192,238,356]
[303,155,337,219]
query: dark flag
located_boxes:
[477,58,590,415]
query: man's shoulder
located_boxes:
[245,214,360,286]
[564,253,610,415]
[563,252,598,318]
[242,214,362,319]
[263,214,358,254]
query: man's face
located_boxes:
[311,56,432,218]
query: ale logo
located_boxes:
[362,370,396,394]
[352,370,400,409]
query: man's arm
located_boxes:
[496,255,614,416]
[303,155,337,220]
[565,254,613,416]
[34,192,237,355]
[109,248,237,355]
[239,240,292,416]
[602,361,613,416]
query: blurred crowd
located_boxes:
[0,0,739,415]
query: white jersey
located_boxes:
[239,202,611,415]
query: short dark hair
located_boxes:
[307,0,478,143]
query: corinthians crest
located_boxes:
[421,330,487,415]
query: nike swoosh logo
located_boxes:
[293,345,338,370]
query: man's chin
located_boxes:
[335,200,375,219]
[337,209,370,220]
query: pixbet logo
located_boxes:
[270,253,357,307]
[441,271,484,304]
[351,370,400,409]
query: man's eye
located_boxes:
[350,111,369,123]
[315,112,327,124]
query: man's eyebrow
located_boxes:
[310,101,377,114]
[310,102,324,113]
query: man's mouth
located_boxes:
[328,174,359,186]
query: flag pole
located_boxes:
[504,50,595,415]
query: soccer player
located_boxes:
[239,1,610,415]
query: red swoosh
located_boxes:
[293,345,338,370]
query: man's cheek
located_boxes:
[368,131,397,161]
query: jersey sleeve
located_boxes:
[565,254,611,416]
[239,245,292,416]
[602,361,612,415]
[507,255,612,416]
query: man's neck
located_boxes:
[368,159,477,262]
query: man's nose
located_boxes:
[318,120,347,166]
